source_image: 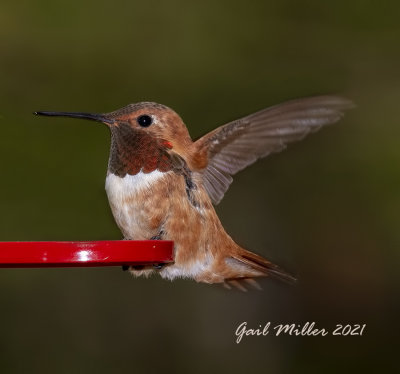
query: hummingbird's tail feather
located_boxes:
[224,277,263,291]
[228,248,297,285]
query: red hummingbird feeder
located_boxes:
[0,240,174,268]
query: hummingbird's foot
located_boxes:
[122,263,166,272]
[150,230,164,240]
[133,265,145,270]
[122,265,145,271]
[121,231,165,271]
[153,263,166,270]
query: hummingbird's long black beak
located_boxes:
[34,111,115,125]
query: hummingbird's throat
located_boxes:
[108,124,176,177]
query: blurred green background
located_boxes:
[0,0,399,373]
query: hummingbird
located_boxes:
[35,96,352,290]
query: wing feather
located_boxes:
[196,96,353,204]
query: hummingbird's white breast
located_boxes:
[105,170,165,197]
[105,170,167,239]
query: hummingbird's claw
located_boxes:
[150,230,164,240]
[122,265,146,271]
[132,265,145,270]
[153,263,165,270]
[122,263,165,271]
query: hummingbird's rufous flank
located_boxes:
[35,96,352,290]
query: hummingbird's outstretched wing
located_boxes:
[195,96,353,205]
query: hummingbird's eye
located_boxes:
[137,115,153,127]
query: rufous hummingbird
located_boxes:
[35,96,352,290]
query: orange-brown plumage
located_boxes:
[35,96,353,289]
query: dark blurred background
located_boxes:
[0,0,399,373]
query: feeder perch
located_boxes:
[0,241,174,268]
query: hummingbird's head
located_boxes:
[103,102,192,148]
[35,102,193,176]
[36,102,191,147]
